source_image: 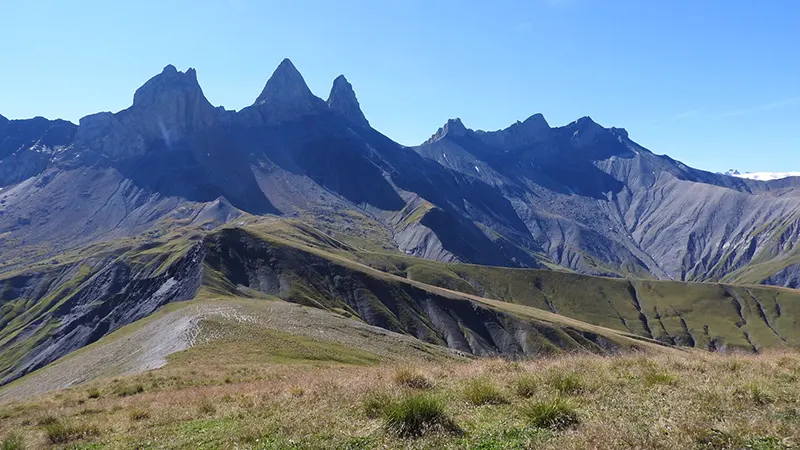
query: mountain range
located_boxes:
[3,59,800,287]
[2,59,800,390]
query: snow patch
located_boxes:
[728,171,800,181]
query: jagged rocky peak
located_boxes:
[567,116,610,145]
[610,127,629,139]
[424,118,470,144]
[471,113,551,149]
[254,59,323,106]
[327,75,369,128]
[128,64,215,131]
[74,65,215,158]
[132,65,208,110]
[507,113,550,136]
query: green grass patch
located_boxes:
[1,433,24,450]
[114,383,144,397]
[643,371,679,387]
[549,373,585,395]
[463,377,508,405]
[513,374,539,398]
[383,394,460,437]
[363,391,393,419]
[42,420,100,444]
[521,398,580,430]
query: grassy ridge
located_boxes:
[350,251,800,351]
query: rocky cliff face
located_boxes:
[327,75,370,128]
[73,65,217,160]
[0,116,76,186]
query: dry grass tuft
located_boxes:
[513,374,539,398]
[463,377,508,405]
[128,409,150,421]
[521,397,580,430]
[548,373,586,395]
[383,393,460,437]
[393,368,434,390]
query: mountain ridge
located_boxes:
[1,59,800,289]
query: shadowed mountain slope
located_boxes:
[416,115,800,285]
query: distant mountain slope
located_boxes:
[415,116,800,286]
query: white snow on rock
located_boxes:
[725,169,800,181]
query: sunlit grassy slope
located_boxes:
[2,218,800,448]
[350,250,800,352]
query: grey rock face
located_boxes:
[327,75,369,127]
[424,118,469,144]
[475,113,550,148]
[0,116,76,186]
[249,58,326,124]
[74,65,216,159]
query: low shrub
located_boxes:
[86,388,101,399]
[198,400,217,416]
[37,415,59,426]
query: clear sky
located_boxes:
[1,0,798,173]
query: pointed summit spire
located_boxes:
[251,58,325,121]
[327,75,369,128]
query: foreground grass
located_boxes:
[1,350,799,449]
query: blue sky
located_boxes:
[1,0,798,172]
